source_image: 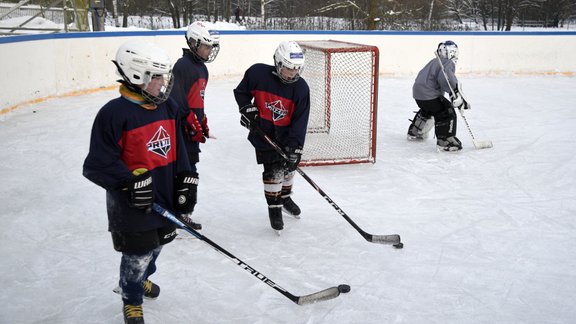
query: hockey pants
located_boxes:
[414,97,457,139]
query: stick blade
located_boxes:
[296,286,342,305]
[474,140,493,149]
[368,234,401,245]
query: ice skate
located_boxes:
[113,279,160,300]
[407,125,425,141]
[175,214,202,239]
[143,279,160,299]
[437,136,462,152]
[407,133,425,141]
[282,196,301,219]
[179,213,202,230]
[268,206,284,233]
[123,303,144,324]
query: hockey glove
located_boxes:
[185,112,206,143]
[126,171,154,209]
[239,104,259,130]
[284,147,303,172]
[201,115,210,139]
[451,86,470,110]
[175,171,199,214]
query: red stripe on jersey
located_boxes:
[119,120,178,171]
[251,90,295,126]
[186,78,207,109]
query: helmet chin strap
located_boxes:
[112,60,146,95]
[272,70,299,84]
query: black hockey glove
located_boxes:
[126,171,154,209]
[175,171,199,214]
[239,104,259,130]
[284,147,303,172]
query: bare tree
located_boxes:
[110,0,120,27]
[77,0,575,31]
[166,0,181,28]
[260,0,275,28]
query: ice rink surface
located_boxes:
[1,75,575,323]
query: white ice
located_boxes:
[1,76,575,324]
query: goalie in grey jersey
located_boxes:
[408,40,470,151]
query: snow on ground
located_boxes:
[2,14,575,34]
[1,75,576,323]
[0,15,245,33]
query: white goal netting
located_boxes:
[297,40,379,166]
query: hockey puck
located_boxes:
[393,242,404,249]
[338,284,351,294]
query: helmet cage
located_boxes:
[186,22,220,63]
[437,40,459,63]
[141,72,174,105]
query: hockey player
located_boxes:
[83,40,197,324]
[407,40,470,151]
[234,41,310,232]
[169,21,220,230]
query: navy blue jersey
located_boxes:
[170,49,209,156]
[83,87,191,232]
[233,63,310,150]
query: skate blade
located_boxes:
[282,207,301,219]
[407,135,425,141]
[436,146,462,153]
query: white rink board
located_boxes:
[1,31,575,112]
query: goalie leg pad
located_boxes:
[434,104,457,139]
[407,110,434,139]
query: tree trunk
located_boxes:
[261,0,266,28]
[111,0,120,27]
[225,0,231,22]
[122,1,128,28]
[365,0,377,30]
[504,0,513,31]
[427,0,434,30]
[71,0,89,31]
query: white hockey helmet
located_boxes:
[273,41,305,84]
[114,40,174,104]
[437,40,459,63]
[186,21,220,63]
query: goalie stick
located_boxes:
[152,203,350,305]
[252,125,403,248]
[434,51,493,150]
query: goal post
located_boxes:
[297,40,379,166]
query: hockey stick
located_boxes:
[434,52,493,149]
[252,126,403,248]
[152,203,350,305]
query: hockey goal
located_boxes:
[297,40,379,166]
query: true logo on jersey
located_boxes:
[266,100,287,122]
[147,126,171,158]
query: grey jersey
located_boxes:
[412,57,458,101]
